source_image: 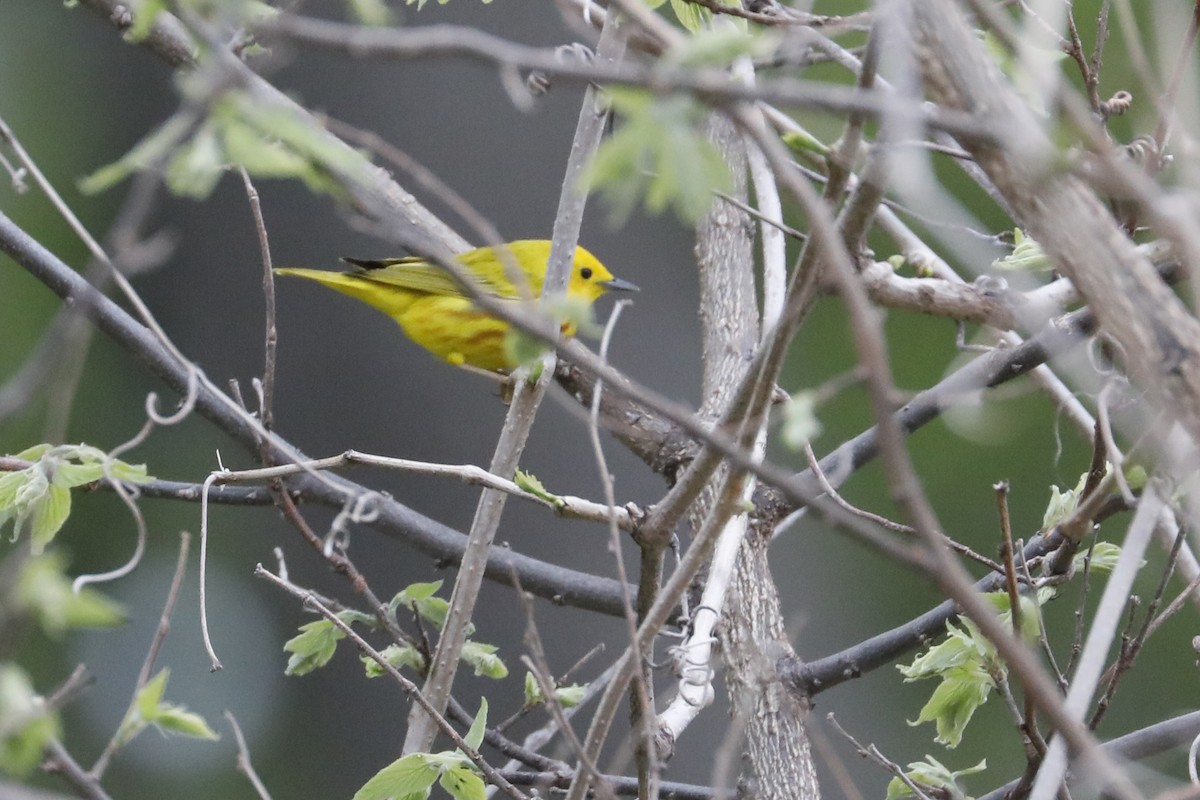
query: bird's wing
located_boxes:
[341,256,516,299]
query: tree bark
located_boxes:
[913,0,1200,452]
[691,113,820,799]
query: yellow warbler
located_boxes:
[275,240,638,372]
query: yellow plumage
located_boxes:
[275,240,637,372]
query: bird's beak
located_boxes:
[601,277,640,292]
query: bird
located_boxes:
[275,240,638,372]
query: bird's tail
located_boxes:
[274,267,416,317]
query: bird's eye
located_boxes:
[580,267,593,280]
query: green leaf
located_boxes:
[226,94,368,192]
[780,391,822,449]
[646,110,730,221]
[50,461,106,489]
[221,116,319,181]
[887,755,987,800]
[347,0,394,25]
[125,669,218,742]
[0,664,61,778]
[906,663,994,748]
[899,619,992,681]
[11,444,53,461]
[523,671,542,705]
[669,0,709,32]
[499,297,589,368]
[393,581,443,603]
[108,458,152,484]
[584,88,730,225]
[992,229,1053,273]
[128,0,167,40]
[546,294,602,339]
[84,82,369,201]
[136,669,170,719]
[514,469,565,508]
[780,129,830,158]
[2,466,47,534]
[363,643,425,678]
[165,121,227,199]
[1042,472,1086,530]
[392,582,452,629]
[49,445,152,488]
[440,764,486,800]
[523,671,585,708]
[504,328,552,370]
[413,595,451,628]
[1078,541,1126,573]
[153,706,220,740]
[981,592,1041,642]
[3,457,61,551]
[0,711,58,778]
[461,641,508,679]
[29,483,71,555]
[899,615,1004,745]
[15,552,125,635]
[0,475,23,523]
[463,698,487,752]
[352,753,440,800]
[283,619,346,676]
[0,444,152,552]
[338,609,378,628]
[414,594,451,628]
[662,27,768,69]
[554,683,586,708]
[79,113,197,194]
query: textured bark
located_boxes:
[913,0,1200,450]
[689,114,820,799]
[721,506,818,800]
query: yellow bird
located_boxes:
[275,240,638,372]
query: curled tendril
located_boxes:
[145,365,200,425]
[667,627,718,708]
[199,471,225,671]
[323,491,383,555]
[526,70,551,97]
[72,473,147,594]
[500,63,536,113]
[1101,90,1134,118]
[1189,728,1200,784]
[0,149,28,193]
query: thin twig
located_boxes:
[91,532,192,777]
[805,444,1003,572]
[43,739,113,800]
[516,644,612,799]
[826,713,936,800]
[258,13,996,143]
[1089,512,1186,729]
[225,711,273,800]
[404,16,628,754]
[199,473,224,671]
[240,169,277,436]
[212,450,635,528]
[588,300,657,796]
[255,565,529,800]
[1028,482,1165,798]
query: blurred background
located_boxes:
[1,1,1195,798]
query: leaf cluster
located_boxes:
[282,581,509,680]
[0,444,151,554]
[353,700,489,800]
[114,669,220,748]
